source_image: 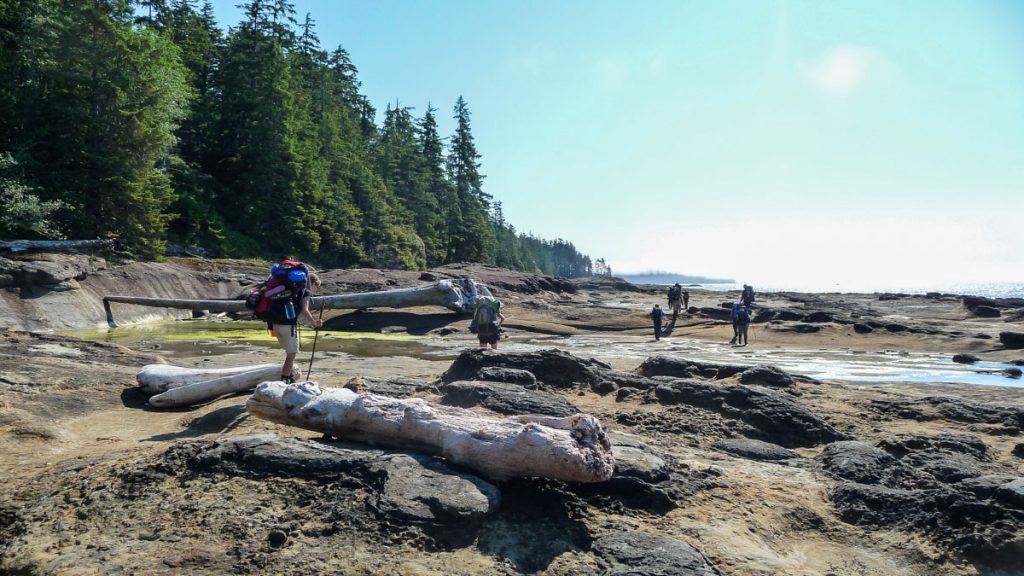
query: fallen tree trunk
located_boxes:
[0,239,111,253]
[137,364,285,408]
[104,280,485,327]
[246,381,615,483]
[136,363,280,394]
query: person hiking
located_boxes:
[668,283,683,321]
[650,304,666,341]
[735,304,751,345]
[730,302,741,345]
[472,297,505,350]
[682,289,690,311]
[742,284,755,308]
[254,261,322,383]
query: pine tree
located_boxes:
[446,96,494,262]
[10,0,191,257]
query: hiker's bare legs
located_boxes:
[282,352,297,379]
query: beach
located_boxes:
[2,254,1023,575]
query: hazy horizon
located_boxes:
[209,1,1024,286]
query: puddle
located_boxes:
[62,320,1022,388]
[61,320,458,362]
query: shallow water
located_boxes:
[62,320,457,362]
[64,320,1022,388]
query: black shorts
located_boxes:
[478,333,499,345]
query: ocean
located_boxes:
[618,277,1024,299]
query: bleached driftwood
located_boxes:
[246,381,615,483]
[137,364,283,408]
[0,239,111,253]
[104,279,492,327]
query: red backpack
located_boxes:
[245,260,309,323]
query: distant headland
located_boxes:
[618,271,735,285]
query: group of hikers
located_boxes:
[650,282,756,345]
[252,258,757,382]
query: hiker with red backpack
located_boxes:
[246,260,322,383]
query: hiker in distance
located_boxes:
[733,303,751,346]
[668,283,683,321]
[472,296,506,350]
[247,260,322,383]
[682,289,690,311]
[742,284,755,308]
[650,303,666,341]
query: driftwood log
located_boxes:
[0,239,112,253]
[246,381,615,483]
[137,364,283,408]
[104,279,491,327]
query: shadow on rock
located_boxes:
[476,478,592,573]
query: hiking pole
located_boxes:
[306,304,325,381]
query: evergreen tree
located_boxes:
[446,96,494,262]
[9,0,191,257]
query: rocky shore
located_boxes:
[1,253,1023,575]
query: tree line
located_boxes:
[0,0,600,277]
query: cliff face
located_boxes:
[0,254,258,331]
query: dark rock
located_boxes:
[778,324,820,334]
[1013,444,1024,458]
[972,305,1001,318]
[1013,360,1024,366]
[775,310,805,321]
[899,452,984,483]
[697,307,732,321]
[751,309,776,323]
[884,323,908,333]
[830,481,1024,569]
[434,327,458,336]
[475,366,537,387]
[711,438,799,461]
[360,376,432,398]
[853,323,873,334]
[816,442,900,484]
[440,380,578,417]
[876,432,990,461]
[653,380,846,448]
[976,334,992,339]
[440,349,611,390]
[594,380,618,395]
[591,531,719,576]
[611,444,670,483]
[998,478,1024,508]
[373,453,501,527]
[176,434,499,539]
[737,365,795,388]
[418,272,438,281]
[639,356,746,380]
[1001,332,1024,349]
[615,387,640,402]
[952,354,980,364]
[871,396,1024,429]
[802,311,833,323]
[963,295,1024,310]
[1003,368,1023,379]
[267,530,287,549]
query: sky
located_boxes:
[209,0,1024,289]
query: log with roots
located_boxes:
[246,381,615,483]
[103,279,491,327]
[137,364,284,408]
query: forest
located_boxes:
[0,0,607,278]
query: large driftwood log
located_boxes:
[137,364,283,408]
[246,381,615,483]
[104,279,490,327]
[0,239,111,253]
